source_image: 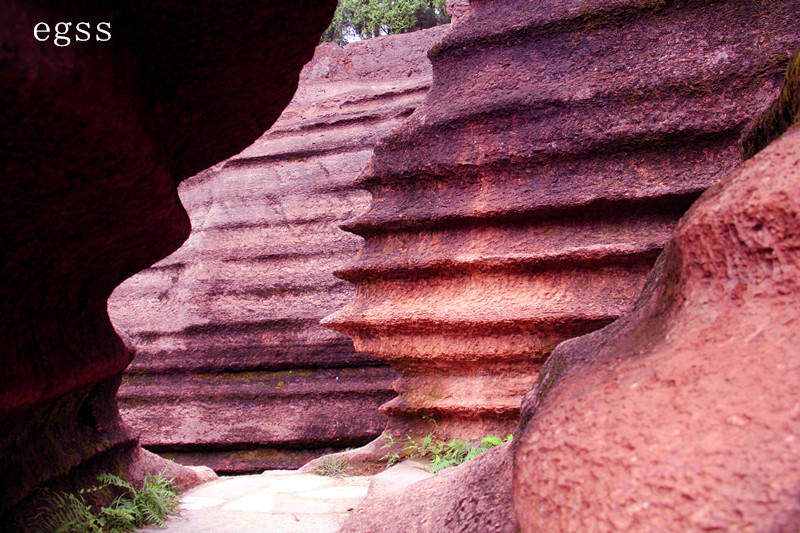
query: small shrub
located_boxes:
[380,423,513,473]
[30,471,179,533]
[380,432,402,469]
[314,457,349,477]
[427,434,513,473]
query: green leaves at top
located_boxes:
[321,0,450,46]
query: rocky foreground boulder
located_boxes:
[515,58,800,531]
[108,27,446,474]
[0,1,334,528]
[324,0,800,449]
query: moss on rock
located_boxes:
[741,46,800,159]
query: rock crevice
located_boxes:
[109,27,447,474]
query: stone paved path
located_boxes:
[141,470,371,533]
[141,461,433,533]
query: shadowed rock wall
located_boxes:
[0,1,335,528]
[109,27,446,474]
[325,0,800,445]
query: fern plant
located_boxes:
[31,489,102,533]
[30,471,179,533]
[97,472,179,528]
[427,434,513,473]
[380,432,402,468]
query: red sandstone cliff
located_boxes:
[325,0,800,449]
[108,27,446,474]
[0,1,335,528]
[335,1,800,532]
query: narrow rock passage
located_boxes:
[142,462,433,532]
[142,471,371,533]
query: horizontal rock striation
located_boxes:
[109,27,446,473]
[515,98,800,532]
[325,0,800,442]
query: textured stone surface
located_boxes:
[142,471,373,533]
[367,460,433,494]
[515,117,800,531]
[342,444,518,533]
[108,27,446,474]
[325,0,800,444]
[0,1,335,529]
[445,0,469,22]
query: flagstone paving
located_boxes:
[141,461,434,533]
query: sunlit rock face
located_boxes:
[108,27,446,474]
[0,0,335,528]
[325,0,800,443]
[335,6,800,533]
[515,60,800,531]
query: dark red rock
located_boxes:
[325,0,800,451]
[108,27,445,473]
[0,0,335,528]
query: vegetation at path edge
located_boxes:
[30,472,179,533]
[381,430,513,473]
[314,456,350,477]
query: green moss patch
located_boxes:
[741,46,800,160]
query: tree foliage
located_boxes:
[321,0,450,46]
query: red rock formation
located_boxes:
[515,98,800,532]
[108,27,446,474]
[0,0,335,528]
[325,0,800,446]
[342,444,518,533]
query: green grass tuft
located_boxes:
[380,424,513,473]
[313,457,349,477]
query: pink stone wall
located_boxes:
[109,26,447,473]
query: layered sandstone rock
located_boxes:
[325,0,800,445]
[108,27,446,474]
[515,101,800,531]
[0,1,335,528]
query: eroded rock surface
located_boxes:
[325,0,800,443]
[515,113,800,530]
[342,444,518,533]
[108,27,446,474]
[0,1,334,528]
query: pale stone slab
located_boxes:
[298,485,369,499]
[140,510,343,533]
[272,497,334,514]
[185,475,273,500]
[323,498,366,514]
[264,474,332,493]
[180,496,225,510]
[141,472,372,532]
[371,460,434,487]
[259,469,297,476]
[220,490,276,512]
